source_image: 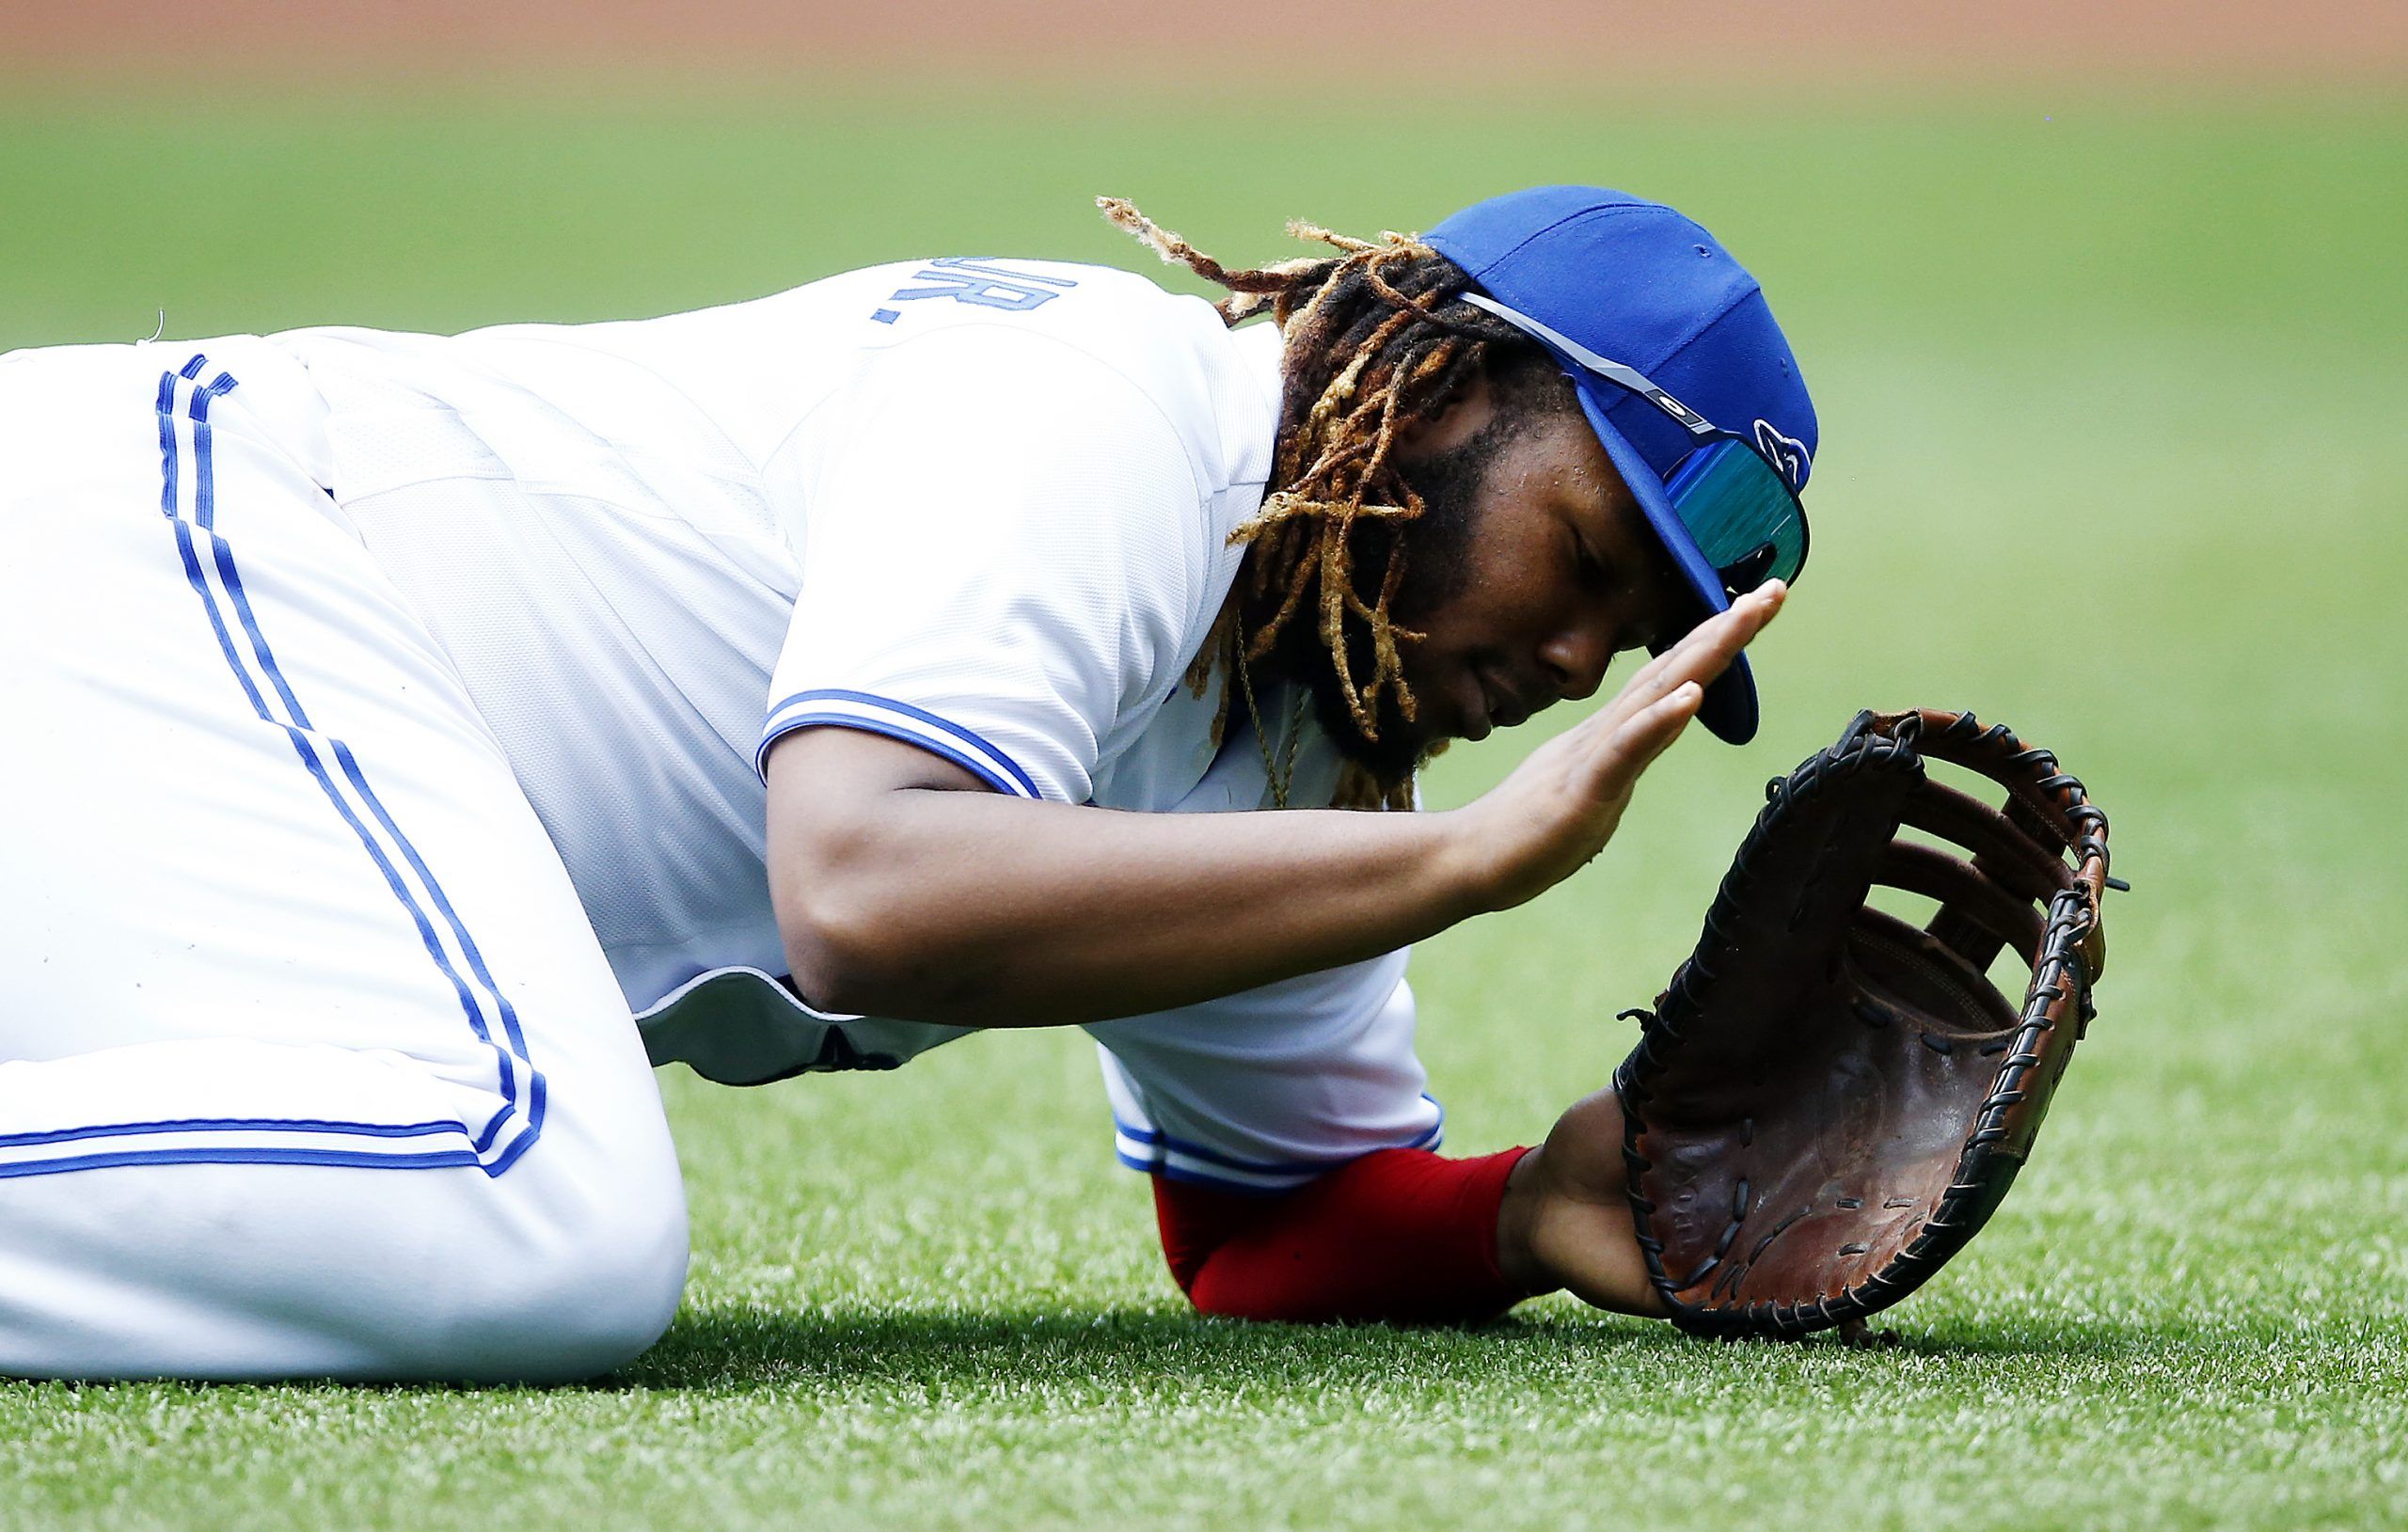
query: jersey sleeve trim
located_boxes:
[1111,1097,1447,1193]
[756,688,1044,798]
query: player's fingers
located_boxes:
[1672,581,1784,676]
[1601,582,1783,725]
[1624,581,1784,698]
[1599,682,1702,787]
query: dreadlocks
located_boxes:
[1099,197,1550,810]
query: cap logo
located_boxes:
[1753,419,1812,491]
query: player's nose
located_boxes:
[1537,617,1614,703]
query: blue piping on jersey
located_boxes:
[1115,1148,1316,1194]
[759,687,1043,798]
[0,362,544,1181]
[0,1145,489,1180]
[1112,1095,1446,1178]
[1115,1126,1447,1195]
[760,711,1026,798]
[183,374,535,1075]
[0,1113,467,1149]
[177,365,538,1154]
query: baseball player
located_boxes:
[0,184,1813,1381]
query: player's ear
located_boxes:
[1393,364,1496,463]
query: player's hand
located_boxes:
[1495,1086,1667,1316]
[1448,580,1784,914]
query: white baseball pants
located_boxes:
[0,340,689,1381]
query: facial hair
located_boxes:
[1265,422,1504,791]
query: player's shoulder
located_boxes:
[831,258,1278,493]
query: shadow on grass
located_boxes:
[0,1307,2146,1397]
[609,1303,2145,1393]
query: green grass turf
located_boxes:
[3,79,2404,1530]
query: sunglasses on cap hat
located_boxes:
[1459,291,1811,599]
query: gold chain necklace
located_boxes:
[1234,641,1310,810]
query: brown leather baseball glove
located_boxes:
[1614,708,2118,1340]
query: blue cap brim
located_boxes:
[1570,382,1760,745]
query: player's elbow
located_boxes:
[768,727,997,1018]
[780,860,1024,1022]
[778,872,917,1017]
[778,809,979,1017]
[783,930,904,1019]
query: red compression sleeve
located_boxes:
[1151,1146,1533,1325]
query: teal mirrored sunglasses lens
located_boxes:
[1662,439,1807,592]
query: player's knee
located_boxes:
[416,1133,690,1383]
[493,1175,690,1382]
[541,1197,689,1378]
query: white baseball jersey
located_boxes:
[273,257,1443,1192]
[0,263,1450,1378]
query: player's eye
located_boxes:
[1573,530,1612,592]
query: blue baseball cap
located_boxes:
[1426,186,1818,745]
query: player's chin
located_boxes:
[1317,690,1444,793]
[1288,639,1454,794]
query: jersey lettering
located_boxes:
[883,257,1079,314]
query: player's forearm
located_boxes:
[768,592,1781,1028]
[779,783,1484,1026]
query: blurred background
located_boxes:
[3,5,2404,1524]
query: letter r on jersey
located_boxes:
[887,272,1060,312]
